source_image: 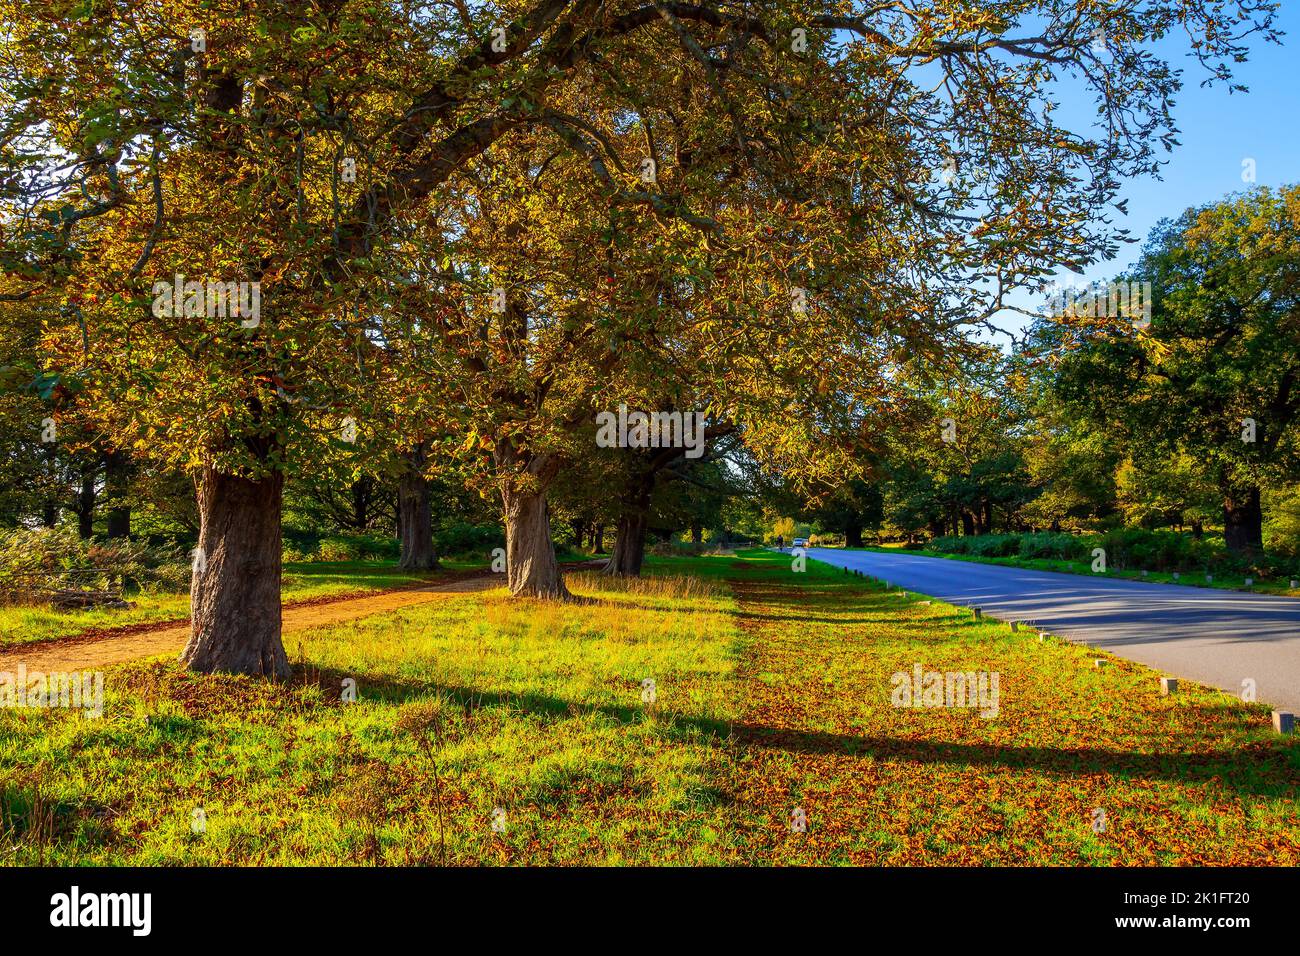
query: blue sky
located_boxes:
[994,3,1299,337]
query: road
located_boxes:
[803,547,1300,713]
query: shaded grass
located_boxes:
[0,551,1294,865]
[0,558,479,648]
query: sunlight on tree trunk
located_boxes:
[180,467,289,678]
[502,486,568,598]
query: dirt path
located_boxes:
[0,574,502,674]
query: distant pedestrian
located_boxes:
[776,535,785,550]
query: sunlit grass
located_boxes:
[1,551,1295,866]
[0,566,741,864]
[0,559,477,647]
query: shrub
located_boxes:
[927,528,1300,578]
[435,522,503,557]
[0,526,188,601]
[1017,532,1090,561]
[313,537,359,562]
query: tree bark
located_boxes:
[1191,518,1204,540]
[593,523,605,553]
[351,476,374,531]
[605,469,655,576]
[845,524,864,548]
[76,463,96,539]
[105,449,131,539]
[606,509,649,576]
[1222,485,1263,553]
[691,523,703,546]
[398,445,438,570]
[502,485,567,597]
[180,466,289,678]
[961,511,975,536]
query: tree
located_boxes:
[807,478,883,547]
[1053,186,1300,552]
[1,0,1277,673]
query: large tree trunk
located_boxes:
[180,467,289,678]
[398,445,438,570]
[606,510,649,576]
[1222,485,1263,553]
[845,524,864,548]
[605,470,654,577]
[691,523,703,546]
[593,523,605,553]
[961,511,975,537]
[502,486,567,597]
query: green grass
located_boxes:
[0,558,479,648]
[1,551,1295,865]
[840,544,1300,596]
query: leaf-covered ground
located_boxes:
[1,552,1295,865]
[725,553,1299,865]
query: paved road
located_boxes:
[803,548,1300,713]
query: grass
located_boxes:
[0,558,478,648]
[840,544,1300,596]
[1,551,1295,865]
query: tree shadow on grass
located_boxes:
[727,722,1299,796]
[299,665,1299,800]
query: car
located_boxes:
[792,538,809,549]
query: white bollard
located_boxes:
[1160,677,1178,696]
[1272,711,1295,735]
[1094,659,1106,669]
[1244,577,1253,587]
[972,607,982,620]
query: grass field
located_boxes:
[0,560,475,648]
[1,551,1295,865]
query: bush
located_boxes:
[435,522,503,557]
[929,534,1022,558]
[313,537,359,562]
[1017,532,1090,562]
[0,526,188,601]
[927,528,1300,578]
